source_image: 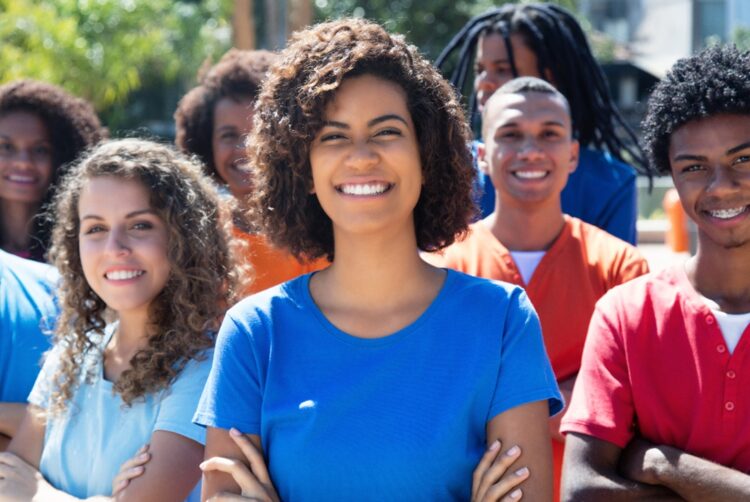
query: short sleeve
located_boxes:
[560,296,635,447]
[154,351,214,445]
[193,311,265,434]
[488,289,563,420]
[27,344,62,409]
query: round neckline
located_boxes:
[298,268,455,347]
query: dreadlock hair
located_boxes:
[643,45,750,176]
[436,2,652,178]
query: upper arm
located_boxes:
[487,400,553,501]
[7,403,46,467]
[202,426,262,499]
[116,430,203,502]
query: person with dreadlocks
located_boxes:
[561,45,750,500]
[0,80,105,261]
[175,49,327,296]
[436,2,654,244]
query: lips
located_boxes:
[4,173,38,184]
[336,182,393,196]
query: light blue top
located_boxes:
[0,249,58,402]
[475,144,638,244]
[29,324,211,500]
[195,270,562,501]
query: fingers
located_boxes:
[474,444,527,502]
[473,440,502,499]
[200,456,265,495]
[229,428,271,486]
[112,444,150,495]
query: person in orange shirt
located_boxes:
[427,76,648,500]
[175,49,327,295]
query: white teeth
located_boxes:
[339,183,390,196]
[7,174,35,183]
[105,270,144,281]
[514,170,547,179]
[709,207,746,219]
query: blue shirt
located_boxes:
[475,144,638,244]
[195,270,562,501]
[0,249,58,402]
[29,324,211,500]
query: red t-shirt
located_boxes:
[562,265,750,472]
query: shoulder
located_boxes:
[0,251,59,295]
[570,218,647,263]
[594,267,680,317]
[426,222,494,267]
[442,269,532,316]
[577,147,637,187]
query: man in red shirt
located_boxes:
[561,45,750,500]
[427,76,648,498]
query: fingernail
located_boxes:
[489,439,500,451]
[230,427,241,437]
[510,488,522,499]
[199,461,207,470]
[139,453,149,460]
[506,445,520,456]
[515,467,529,477]
[118,481,127,489]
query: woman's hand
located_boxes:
[202,428,279,502]
[111,444,151,495]
[0,452,56,502]
[472,440,530,501]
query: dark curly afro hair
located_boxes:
[248,18,477,261]
[0,79,106,260]
[174,49,276,180]
[643,45,750,176]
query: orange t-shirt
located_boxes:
[427,215,649,500]
[233,228,328,297]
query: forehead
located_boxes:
[669,113,750,158]
[213,97,254,122]
[0,110,50,139]
[324,74,409,117]
[484,91,570,127]
[78,176,151,212]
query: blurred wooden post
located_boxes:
[288,0,313,35]
[233,0,255,49]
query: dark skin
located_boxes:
[562,113,750,501]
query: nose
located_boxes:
[104,226,131,256]
[516,137,544,160]
[345,142,379,171]
[11,149,33,168]
[707,166,740,195]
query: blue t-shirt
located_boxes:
[195,270,562,501]
[475,144,638,244]
[28,324,211,500]
[0,249,58,402]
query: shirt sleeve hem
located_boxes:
[153,420,207,445]
[559,420,632,448]
[192,412,260,435]
[489,388,564,421]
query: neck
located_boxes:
[486,196,565,251]
[111,309,151,357]
[686,236,750,313]
[0,199,39,253]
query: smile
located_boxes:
[4,173,37,184]
[513,170,549,180]
[105,270,145,281]
[336,182,393,196]
[706,206,748,219]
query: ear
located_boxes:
[568,139,580,174]
[477,143,490,175]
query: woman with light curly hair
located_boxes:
[2,139,242,501]
[194,19,562,501]
[0,80,105,261]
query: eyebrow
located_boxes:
[80,209,157,221]
[497,120,566,128]
[727,141,750,155]
[322,114,409,129]
[673,140,750,162]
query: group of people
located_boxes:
[0,3,748,501]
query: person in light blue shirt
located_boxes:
[0,249,58,449]
[1,139,243,501]
[196,18,562,502]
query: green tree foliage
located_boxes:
[0,0,232,130]
[313,0,578,60]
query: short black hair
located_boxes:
[643,45,750,175]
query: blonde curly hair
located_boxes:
[47,139,244,414]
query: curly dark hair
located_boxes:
[47,139,243,415]
[0,80,106,260]
[248,18,476,261]
[642,45,750,176]
[174,49,276,180]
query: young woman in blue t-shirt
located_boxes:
[1,139,243,501]
[195,19,562,501]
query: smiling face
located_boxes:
[308,74,423,240]
[669,113,750,250]
[212,96,255,198]
[480,90,578,208]
[0,111,54,206]
[474,33,543,113]
[78,176,171,319]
